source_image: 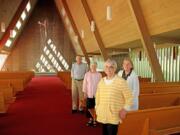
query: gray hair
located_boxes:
[90,61,97,66]
[104,58,117,69]
[123,57,134,69]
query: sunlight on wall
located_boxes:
[0,54,8,70]
[35,38,69,73]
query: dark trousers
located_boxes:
[102,124,118,135]
[86,98,95,118]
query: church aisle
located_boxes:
[0,77,101,135]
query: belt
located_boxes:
[74,79,83,81]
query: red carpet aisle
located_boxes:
[0,77,101,135]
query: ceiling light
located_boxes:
[90,21,95,32]
[81,30,85,39]
[1,22,5,32]
[106,6,112,21]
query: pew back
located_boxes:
[118,106,180,135]
[139,92,180,109]
[140,82,180,94]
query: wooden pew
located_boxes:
[139,92,180,109]
[141,86,180,94]
[9,79,26,92]
[57,71,155,90]
[0,71,34,92]
[0,91,5,113]
[0,87,15,104]
[0,91,8,113]
[140,82,180,88]
[0,80,15,103]
[57,71,71,89]
[118,106,180,135]
[0,71,34,85]
[0,79,26,92]
[57,71,106,89]
[139,77,151,82]
[140,82,180,94]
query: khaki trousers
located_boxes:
[71,79,84,110]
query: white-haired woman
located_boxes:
[95,59,133,135]
[83,62,102,127]
[118,57,139,110]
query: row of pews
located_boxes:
[0,71,34,113]
[119,82,180,135]
[57,71,180,135]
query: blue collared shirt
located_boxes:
[71,62,88,80]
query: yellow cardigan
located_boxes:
[95,75,133,124]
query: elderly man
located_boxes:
[71,56,88,113]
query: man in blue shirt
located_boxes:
[71,56,88,113]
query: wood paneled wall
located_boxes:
[4,0,76,71]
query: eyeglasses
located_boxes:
[105,65,114,69]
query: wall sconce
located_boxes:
[1,22,6,32]
[129,48,131,52]
[81,30,85,39]
[69,26,73,34]
[61,8,66,17]
[90,20,95,32]
[74,35,78,43]
[106,6,112,21]
[10,30,13,38]
[65,17,70,26]
[153,42,156,49]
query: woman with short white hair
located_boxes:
[118,57,139,110]
[95,59,133,135]
[83,62,102,127]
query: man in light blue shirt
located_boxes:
[71,56,88,113]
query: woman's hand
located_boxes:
[119,108,127,119]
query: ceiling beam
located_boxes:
[87,52,101,55]
[128,0,164,82]
[152,36,180,45]
[81,0,109,61]
[107,48,129,53]
[61,0,90,65]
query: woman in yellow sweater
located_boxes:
[95,59,133,135]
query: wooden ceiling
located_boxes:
[66,0,100,53]
[54,0,180,54]
[1,0,180,54]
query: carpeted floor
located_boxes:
[0,77,102,135]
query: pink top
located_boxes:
[83,71,102,98]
